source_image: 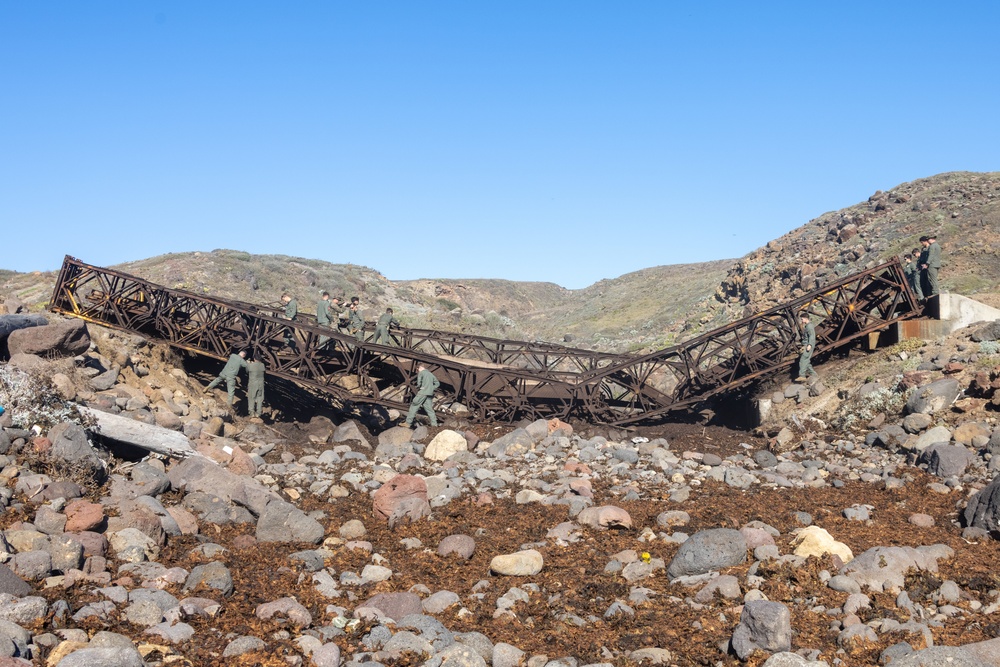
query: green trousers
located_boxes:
[405,394,438,427]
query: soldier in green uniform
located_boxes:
[347,303,365,341]
[281,293,298,351]
[795,313,818,382]
[904,249,924,300]
[916,237,931,300]
[923,234,942,297]
[206,349,248,405]
[374,308,399,345]
[316,291,332,344]
[247,354,266,418]
[405,363,440,428]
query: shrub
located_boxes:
[0,365,78,431]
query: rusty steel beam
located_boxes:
[50,255,921,425]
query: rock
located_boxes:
[902,413,933,433]
[425,430,468,461]
[577,505,632,530]
[361,592,422,622]
[255,597,312,628]
[489,549,543,576]
[493,642,526,667]
[731,600,792,659]
[438,534,476,559]
[372,474,431,527]
[47,421,106,482]
[255,499,325,544]
[905,379,961,415]
[486,429,533,457]
[971,321,1000,342]
[168,455,278,516]
[792,526,853,563]
[223,635,267,657]
[920,444,974,478]
[52,646,146,667]
[841,545,953,593]
[667,528,746,580]
[423,590,461,614]
[0,564,32,598]
[333,420,369,448]
[310,642,341,667]
[0,314,48,341]
[963,475,1000,532]
[64,500,105,533]
[910,425,952,453]
[6,319,89,358]
[108,528,159,563]
[10,550,52,580]
[183,562,234,597]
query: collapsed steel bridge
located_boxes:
[50,255,921,425]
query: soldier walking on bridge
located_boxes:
[206,349,248,405]
[246,353,266,418]
[281,293,299,351]
[316,291,332,344]
[347,302,365,341]
[374,308,399,345]
[405,363,440,428]
[795,312,818,383]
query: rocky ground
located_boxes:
[2,313,1000,667]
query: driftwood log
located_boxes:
[77,406,198,459]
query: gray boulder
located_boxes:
[486,428,533,457]
[54,647,146,667]
[905,379,961,415]
[183,561,234,597]
[7,319,90,358]
[841,545,953,593]
[667,528,746,580]
[0,564,32,598]
[48,421,106,482]
[168,456,278,516]
[964,475,1000,532]
[731,600,792,659]
[255,499,325,544]
[920,444,975,478]
[971,321,1000,343]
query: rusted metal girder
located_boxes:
[49,255,920,424]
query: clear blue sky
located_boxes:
[3,3,999,289]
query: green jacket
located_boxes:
[415,368,440,397]
[247,361,265,384]
[800,322,816,351]
[377,312,399,329]
[284,299,298,320]
[316,298,331,325]
[348,310,364,332]
[220,353,248,379]
[926,241,941,269]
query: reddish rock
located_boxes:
[232,534,257,549]
[547,418,573,436]
[569,478,593,498]
[32,437,51,454]
[372,475,429,524]
[228,445,257,476]
[564,461,592,474]
[474,492,494,506]
[64,500,105,532]
[166,507,199,535]
[943,362,965,374]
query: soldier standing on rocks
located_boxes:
[206,349,248,405]
[374,308,399,345]
[404,363,440,428]
[246,353,266,419]
[795,313,818,383]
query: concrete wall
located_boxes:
[939,294,1000,332]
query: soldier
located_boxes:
[281,293,298,351]
[795,313,818,383]
[316,291,332,344]
[347,302,365,341]
[923,233,942,297]
[246,353,266,418]
[404,363,440,428]
[916,236,931,299]
[206,349,248,405]
[905,248,924,301]
[374,307,399,345]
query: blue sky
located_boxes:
[3,2,999,289]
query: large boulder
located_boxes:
[731,600,792,659]
[168,456,278,516]
[841,545,953,593]
[919,444,975,478]
[48,421,106,483]
[905,379,961,415]
[372,475,430,527]
[964,475,1000,532]
[0,314,48,342]
[667,528,746,580]
[7,319,90,358]
[424,430,468,461]
[255,499,325,544]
